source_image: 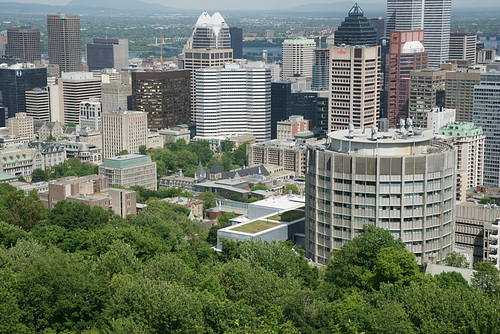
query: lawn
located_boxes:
[267,210,305,222]
[231,220,281,233]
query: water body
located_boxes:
[243,46,281,56]
[478,37,499,50]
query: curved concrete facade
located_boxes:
[305,128,456,264]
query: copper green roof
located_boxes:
[102,154,153,168]
[438,122,483,137]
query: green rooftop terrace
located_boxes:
[231,220,281,234]
[267,210,305,222]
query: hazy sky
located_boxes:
[0,0,496,10]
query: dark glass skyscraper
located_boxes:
[132,70,191,131]
[271,82,291,139]
[229,27,243,59]
[335,4,377,46]
[0,65,47,126]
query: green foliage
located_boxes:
[49,201,110,231]
[251,185,269,191]
[228,194,260,203]
[130,186,192,203]
[479,197,496,205]
[17,176,27,182]
[3,194,500,332]
[117,150,130,156]
[444,251,470,268]
[197,191,223,210]
[31,168,49,182]
[284,183,299,194]
[45,158,98,180]
[207,212,237,245]
[139,145,147,155]
[325,224,411,291]
[0,190,48,231]
[472,261,500,294]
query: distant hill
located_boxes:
[65,0,179,12]
[0,0,182,14]
[289,2,386,16]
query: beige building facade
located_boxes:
[328,45,380,131]
[99,154,157,191]
[102,110,147,158]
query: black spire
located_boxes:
[334,3,377,46]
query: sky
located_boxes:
[0,0,496,10]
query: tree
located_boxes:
[472,261,500,294]
[284,184,299,194]
[139,145,147,155]
[117,150,129,156]
[479,197,496,205]
[444,251,469,268]
[1,190,47,231]
[325,224,408,291]
[31,169,49,183]
[49,201,109,231]
[251,185,269,191]
[18,176,27,182]
[198,191,222,211]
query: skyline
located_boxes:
[0,0,497,11]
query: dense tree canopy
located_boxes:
[1,189,500,333]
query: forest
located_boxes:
[1,183,500,333]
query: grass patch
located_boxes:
[231,220,281,233]
[267,210,305,222]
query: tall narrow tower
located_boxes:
[47,14,81,74]
[386,0,451,67]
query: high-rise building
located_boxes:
[305,127,456,264]
[79,98,102,131]
[101,110,148,159]
[445,65,485,122]
[473,71,500,187]
[449,29,477,64]
[6,28,41,63]
[195,65,271,142]
[386,30,428,126]
[369,18,387,43]
[101,83,132,113]
[180,12,233,123]
[334,4,377,46]
[181,11,233,69]
[281,38,316,81]
[25,88,50,122]
[408,67,446,128]
[59,72,101,125]
[386,0,451,67]
[131,70,191,131]
[191,12,231,49]
[438,122,484,191]
[47,14,81,74]
[86,38,129,71]
[312,48,329,91]
[271,81,292,139]
[291,90,329,134]
[229,27,243,59]
[328,45,381,131]
[0,63,47,126]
